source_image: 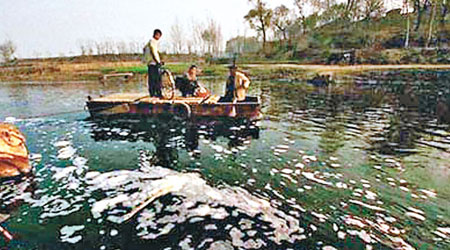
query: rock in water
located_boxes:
[0,123,31,178]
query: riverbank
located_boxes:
[1,59,449,82]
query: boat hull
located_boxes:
[86,93,262,120]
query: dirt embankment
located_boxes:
[0,60,141,82]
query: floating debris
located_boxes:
[60,225,84,244]
[405,212,425,221]
[90,167,304,244]
[344,216,367,228]
[348,200,385,212]
[54,141,71,148]
[434,227,450,239]
[53,166,77,180]
[57,146,76,160]
[419,189,437,198]
[302,172,333,186]
[295,163,304,169]
[110,229,119,237]
[281,169,294,174]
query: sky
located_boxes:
[0,0,402,58]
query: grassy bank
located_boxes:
[1,57,449,82]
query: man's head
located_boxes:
[153,29,162,40]
[188,65,197,75]
[228,65,237,76]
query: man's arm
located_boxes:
[241,74,250,89]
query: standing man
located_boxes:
[143,29,163,97]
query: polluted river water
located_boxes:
[0,70,449,249]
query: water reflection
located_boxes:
[88,116,260,167]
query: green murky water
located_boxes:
[0,70,449,249]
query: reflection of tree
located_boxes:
[356,70,450,155]
[372,82,421,155]
[318,90,346,155]
[319,117,345,154]
[384,84,420,154]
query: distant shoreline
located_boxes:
[1,58,449,82]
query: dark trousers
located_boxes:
[148,64,162,97]
[223,76,235,102]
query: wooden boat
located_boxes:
[86,93,262,120]
[0,123,30,178]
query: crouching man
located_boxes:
[224,65,251,103]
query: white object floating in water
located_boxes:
[4,117,18,123]
[330,163,341,168]
[276,144,290,149]
[405,212,426,221]
[210,144,224,153]
[335,182,348,189]
[419,189,437,198]
[344,216,366,228]
[53,166,77,180]
[57,146,76,160]
[54,141,71,148]
[302,172,333,186]
[110,229,119,237]
[311,212,328,222]
[60,225,85,244]
[349,200,385,212]
[29,153,42,163]
[407,207,425,215]
[302,155,317,162]
[91,194,130,219]
[281,169,294,175]
[364,190,377,200]
[434,227,450,239]
[73,157,88,167]
[85,171,100,179]
[295,163,304,169]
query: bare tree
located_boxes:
[128,40,143,54]
[95,41,105,55]
[426,0,437,47]
[363,0,385,19]
[200,18,223,56]
[403,0,411,48]
[244,0,273,52]
[272,5,294,45]
[0,40,16,63]
[116,41,128,54]
[309,0,338,14]
[170,19,185,54]
[437,0,449,47]
[78,40,88,56]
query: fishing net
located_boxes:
[160,69,175,100]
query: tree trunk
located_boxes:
[404,0,410,48]
[405,14,410,48]
[438,0,448,48]
[262,28,267,52]
[414,0,422,31]
[426,2,437,48]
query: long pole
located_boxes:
[0,225,13,242]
